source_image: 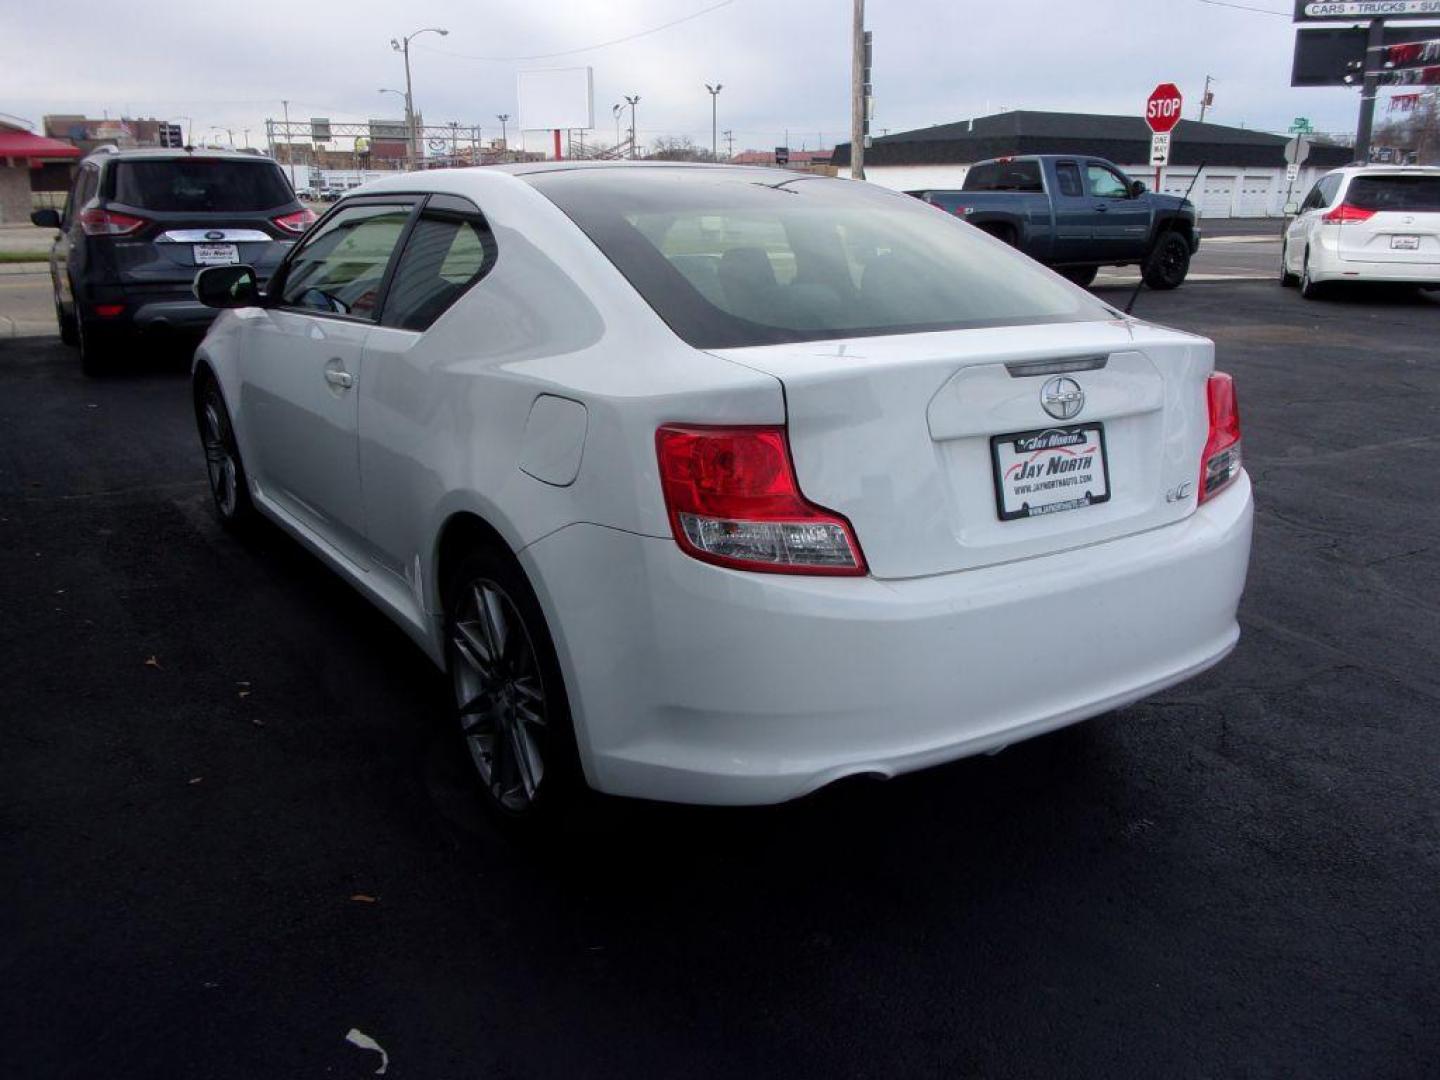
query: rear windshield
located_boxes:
[1346,175,1440,213]
[962,161,1044,193]
[112,159,294,212]
[528,169,1110,349]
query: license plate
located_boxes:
[991,423,1111,522]
[1391,235,1420,251]
[194,243,239,265]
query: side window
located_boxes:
[381,201,499,332]
[279,203,414,319]
[1086,164,1130,199]
[1317,174,1342,207]
[69,166,99,224]
[1054,162,1084,198]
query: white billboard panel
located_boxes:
[517,67,595,131]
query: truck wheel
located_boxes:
[1142,233,1191,290]
[1059,266,1098,288]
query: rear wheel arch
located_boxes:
[975,221,1018,247]
[435,511,524,612]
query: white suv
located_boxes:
[1282,165,1440,298]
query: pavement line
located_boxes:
[1203,236,1281,245]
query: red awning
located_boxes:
[0,130,82,162]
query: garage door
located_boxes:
[1237,175,1272,217]
[1199,175,1236,219]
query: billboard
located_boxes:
[1294,0,1440,20]
[517,67,595,131]
[1292,24,1440,83]
[368,118,410,142]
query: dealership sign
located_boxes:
[1295,0,1440,20]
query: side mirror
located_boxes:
[1129,180,1147,197]
[194,264,261,309]
[31,209,61,229]
[1283,202,1300,217]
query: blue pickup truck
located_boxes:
[909,155,1201,289]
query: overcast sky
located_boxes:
[1,0,1385,154]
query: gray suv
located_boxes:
[32,147,314,374]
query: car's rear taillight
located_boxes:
[1321,203,1376,223]
[655,425,867,575]
[1199,372,1242,504]
[79,208,148,236]
[272,208,317,235]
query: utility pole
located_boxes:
[1198,75,1214,122]
[1354,18,1385,163]
[850,0,867,180]
[391,27,449,170]
[450,120,458,164]
[497,114,509,150]
[625,94,641,159]
[723,129,734,160]
[705,83,723,162]
[282,99,290,156]
[612,104,623,152]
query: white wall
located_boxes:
[864,164,971,192]
[865,160,1333,219]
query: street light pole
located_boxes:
[391,26,449,170]
[625,95,640,159]
[497,114,509,151]
[850,0,866,180]
[705,83,722,162]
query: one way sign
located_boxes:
[1149,131,1172,167]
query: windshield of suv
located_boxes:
[1346,175,1440,213]
[529,169,1110,349]
[112,159,294,212]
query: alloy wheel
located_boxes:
[201,392,239,517]
[449,578,548,813]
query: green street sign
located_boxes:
[1289,117,1314,133]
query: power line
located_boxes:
[418,0,738,63]
[1195,0,1290,16]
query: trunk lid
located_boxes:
[710,319,1215,580]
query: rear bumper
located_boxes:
[521,473,1253,806]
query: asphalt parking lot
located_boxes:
[2,278,1438,1077]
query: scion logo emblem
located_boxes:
[1040,376,1084,421]
[205,230,225,241]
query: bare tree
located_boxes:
[647,135,715,162]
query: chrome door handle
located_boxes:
[324,369,354,389]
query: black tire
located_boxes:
[443,546,583,829]
[1279,240,1298,287]
[1059,265,1099,288]
[1299,248,1325,301]
[55,290,79,347]
[1141,232,1191,290]
[195,376,256,530]
[76,314,120,377]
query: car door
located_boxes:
[1085,161,1150,260]
[358,194,500,587]
[1287,174,1339,272]
[240,197,418,565]
[1049,160,1093,263]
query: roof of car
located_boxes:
[83,147,277,165]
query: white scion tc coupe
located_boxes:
[192,162,1252,822]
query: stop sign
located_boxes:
[1146,83,1183,134]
